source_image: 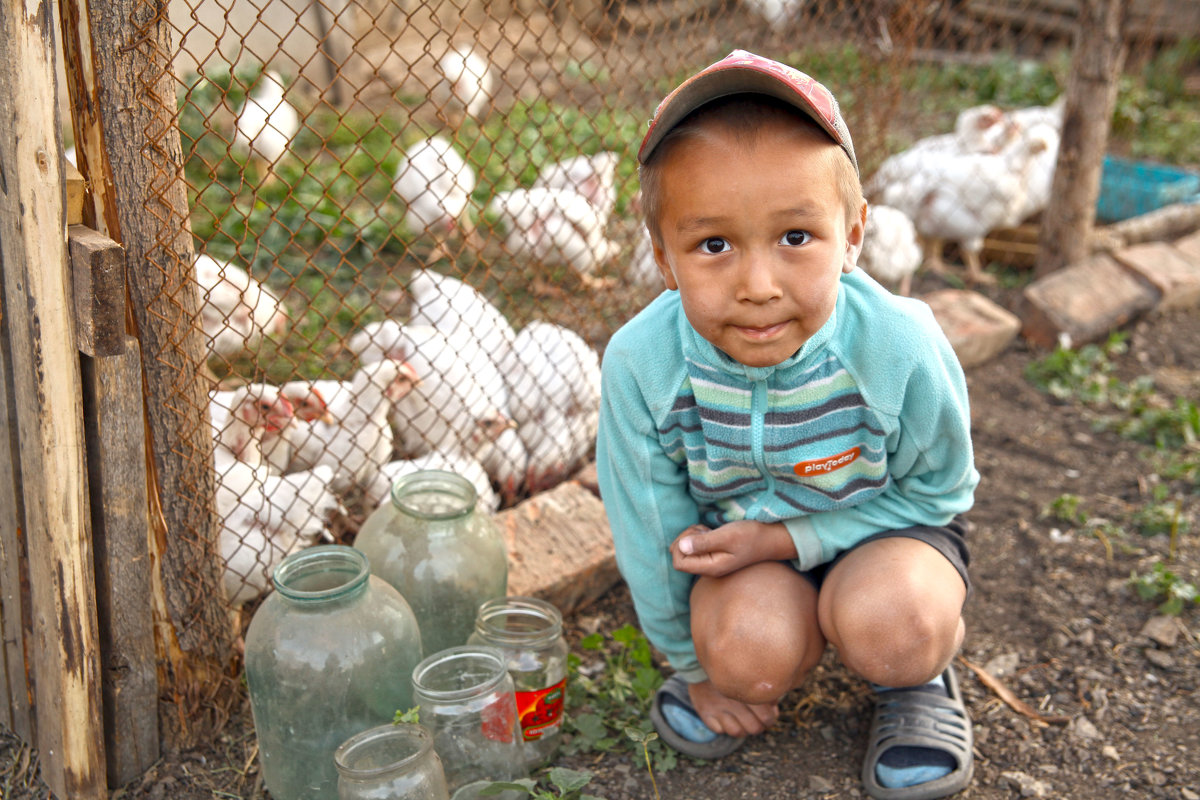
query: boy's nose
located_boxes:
[737,250,783,303]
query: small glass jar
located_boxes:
[356,470,508,656]
[467,597,568,766]
[244,545,424,800]
[335,723,450,800]
[411,646,527,793]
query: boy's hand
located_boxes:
[687,679,778,737]
[670,520,797,576]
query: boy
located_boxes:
[595,51,978,800]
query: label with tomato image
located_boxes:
[515,677,567,741]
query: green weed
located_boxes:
[1130,562,1199,616]
[562,625,676,773]
[1046,494,1087,526]
[481,767,604,800]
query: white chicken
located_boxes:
[432,44,495,124]
[210,382,296,473]
[477,426,528,507]
[195,254,289,360]
[532,152,621,230]
[363,451,499,515]
[506,321,601,492]
[405,270,519,409]
[393,137,478,263]
[1006,119,1062,223]
[233,70,299,168]
[858,204,923,296]
[218,461,341,606]
[865,104,1017,208]
[284,358,421,493]
[627,226,664,291]
[743,0,806,29]
[488,187,620,289]
[385,326,513,459]
[907,127,1055,284]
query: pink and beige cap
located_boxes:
[637,49,858,175]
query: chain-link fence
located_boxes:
[152,0,1200,627]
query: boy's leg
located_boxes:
[817,536,971,796]
[816,536,966,686]
[686,560,826,736]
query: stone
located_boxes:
[495,481,620,616]
[1113,241,1200,310]
[922,289,1022,368]
[1171,228,1200,264]
[1020,254,1160,349]
[1140,615,1181,648]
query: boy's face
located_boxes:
[651,119,865,368]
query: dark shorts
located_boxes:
[800,514,972,598]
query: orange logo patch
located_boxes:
[794,446,861,477]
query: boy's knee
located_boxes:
[697,614,820,703]
[833,602,962,686]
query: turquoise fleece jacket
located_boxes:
[595,269,978,682]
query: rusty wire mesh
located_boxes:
[138,0,1200,614]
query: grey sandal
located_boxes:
[649,674,746,760]
[862,666,974,800]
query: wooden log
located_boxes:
[81,338,159,787]
[1105,202,1200,247]
[0,4,108,796]
[68,225,126,358]
[1036,0,1127,277]
[83,0,232,740]
[0,308,33,741]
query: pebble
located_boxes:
[808,774,834,792]
[1140,616,1180,647]
[984,651,1021,677]
[1002,770,1052,797]
[1069,716,1102,741]
[1144,648,1175,669]
[1181,788,1199,800]
[1102,745,1120,761]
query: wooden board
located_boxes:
[68,225,126,358]
[81,339,159,786]
[0,4,108,797]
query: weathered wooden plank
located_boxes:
[81,338,158,787]
[0,302,33,741]
[0,3,108,797]
[82,0,232,740]
[68,225,126,358]
[64,161,86,225]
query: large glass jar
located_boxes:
[355,469,508,655]
[334,723,450,800]
[244,545,424,800]
[467,597,568,767]
[411,646,526,793]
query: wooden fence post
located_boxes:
[1036,0,1128,277]
[63,0,233,746]
[0,4,107,798]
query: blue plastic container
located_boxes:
[1097,156,1200,223]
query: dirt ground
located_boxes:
[2,270,1198,800]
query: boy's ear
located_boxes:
[653,236,679,290]
[843,200,868,274]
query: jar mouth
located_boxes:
[390,469,477,519]
[334,722,434,778]
[474,596,563,645]
[272,545,370,601]
[412,645,508,700]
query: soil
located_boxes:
[3,272,1198,800]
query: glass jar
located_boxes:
[356,469,508,656]
[244,545,424,800]
[467,597,568,766]
[335,723,450,800]
[411,646,526,793]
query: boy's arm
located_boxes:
[595,349,708,682]
[784,338,979,569]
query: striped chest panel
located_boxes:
[659,354,890,526]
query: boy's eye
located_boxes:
[780,230,811,246]
[701,237,730,254]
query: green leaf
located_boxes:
[624,725,647,744]
[580,633,605,650]
[611,624,642,645]
[393,706,420,724]
[548,767,593,793]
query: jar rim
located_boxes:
[412,645,509,701]
[390,469,478,519]
[271,545,370,601]
[334,722,435,779]
[474,596,563,645]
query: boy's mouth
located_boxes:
[736,321,788,339]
